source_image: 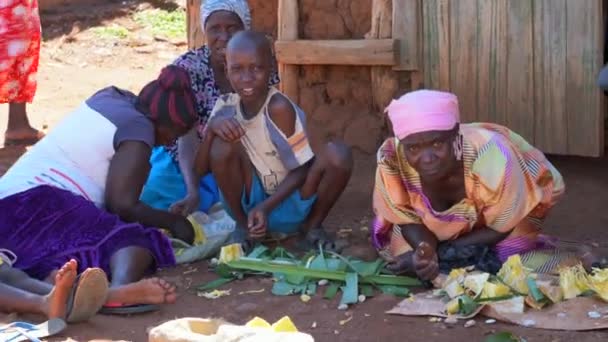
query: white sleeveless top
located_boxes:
[209,87,314,194]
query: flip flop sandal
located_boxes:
[0,318,66,342]
[65,268,110,323]
[99,302,159,315]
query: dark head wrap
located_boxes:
[137,65,197,129]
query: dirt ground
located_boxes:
[1,1,608,341]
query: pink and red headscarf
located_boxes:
[385,90,460,140]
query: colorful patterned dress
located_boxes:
[372,123,565,262]
[0,0,41,103]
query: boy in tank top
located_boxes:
[195,31,353,252]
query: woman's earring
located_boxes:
[453,134,463,161]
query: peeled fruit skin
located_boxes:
[272,316,299,332]
[498,255,529,295]
[444,279,465,299]
[463,273,490,298]
[246,317,272,328]
[446,297,460,315]
[559,264,590,300]
[219,243,244,264]
[481,282,512,299]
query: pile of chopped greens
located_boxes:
[197,245,423,307]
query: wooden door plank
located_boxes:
[450,0,478,123]
[533,0,568,154]
[277,0,299,102]
[505,0,534,142]
[275,39,397,66]
[476,0,508,125]
[422,0,450,90]
[392,0,420,70]
[565,0,604,156]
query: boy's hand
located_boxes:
[412,242,439,280]
[247,205,268,239]
[169,192,200,216]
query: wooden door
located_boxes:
[421,0,604,157]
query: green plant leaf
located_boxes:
[360,284,375,297]
[227,258,421,287]
[378,285,410,297]
[458,295,479,316]
[306,283,317,295]
[215,263,236,278]
[484,332,521,342]
[272,280,306,296]
[340,273,359,305]
[526,276,545,302]
[324,282,340,299]
[247,245,269,259]
[350,259,386,277]
[196,277,235,291]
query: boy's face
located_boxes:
[226,45,271,103]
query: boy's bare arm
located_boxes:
[257,93,309,212]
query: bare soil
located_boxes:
[1,1,608,341]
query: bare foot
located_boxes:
[106,278,177,306]
[44,259,78,319]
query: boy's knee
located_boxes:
[324,141,353,173]
[210,138,237,165]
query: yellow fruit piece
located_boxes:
[588,268,608,302]
[463,273,490,298]
[447,268,467,284]
[497,255,529,294]
[481,281,512,299]
[186,215,207,245]
[300,294,312,303]
[590,268,608,283]
[445,297,460,315]
[246,317,272,329]
[219,243,244,264]
[559,264,591,300]
[272,316,298,333]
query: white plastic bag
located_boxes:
[171,203,236,264]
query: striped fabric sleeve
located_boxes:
[474,140,543,233]
[266,102,314,170]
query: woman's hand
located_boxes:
[169,192,200,216]
[209,111,244,143]
[169,217,195,245]
[412,242,439,280]
[386,251,415,275]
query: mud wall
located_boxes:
[248,0,405,153]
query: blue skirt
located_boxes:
[140,147,220,213]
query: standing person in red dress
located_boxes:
[1,0,45,146]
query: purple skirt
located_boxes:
[0,186,176,280]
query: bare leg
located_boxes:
[0,260,77,319]
[5,102,43,143]
[300,141,353,231]
[108,246,154,287]
[104,246,176,305]
[0,266,52,295]
[210,138,253,228]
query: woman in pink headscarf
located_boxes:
[372,90,565,280]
